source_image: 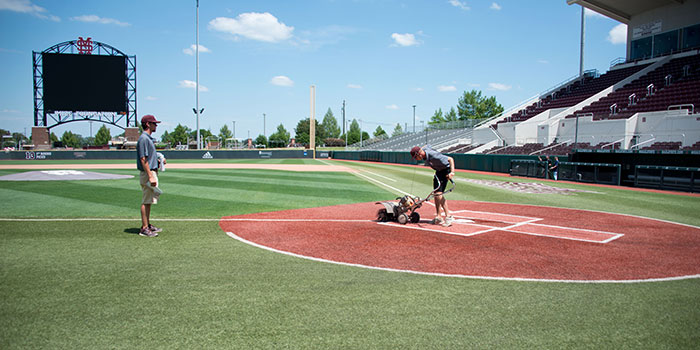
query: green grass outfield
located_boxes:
[1,159,699,349]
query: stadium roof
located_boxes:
[566,0,685,24]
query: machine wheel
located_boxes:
[377,209,389,222]
[397,214,409,225]
[409,212,420,223]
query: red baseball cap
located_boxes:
[141,114,161,124]
[410,146,421,159]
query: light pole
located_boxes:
[195,0,201,149]
[359,119,363,148]
[342,100,346,135]
[262,113,266,140]
[232,120,236,148]
[192,107,204,148]
[412,105,416,133]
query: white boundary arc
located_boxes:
[224,230,700,284]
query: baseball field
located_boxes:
[1,158,699,349]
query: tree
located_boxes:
[49,132,59,144]
[361,131,370,143]
[219,124,232,141]
[373,126,387,138]
[392,123,403,137]
[429,108,445,125]
[269,123,290,147]
[254,134,268,147]
[94,125,111,146]
[347,119,361,145]
[60,130,81,148]
[294,118,322,146]
[321,108,341,138]
[457,90,504,120]
[446,107,458,121]
[189,129,213,140]
[429,107,459,125]
[168,124,191,145]
[161,130,170,145]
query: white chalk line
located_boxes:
[225,230,700,284]
[450,209,625,244]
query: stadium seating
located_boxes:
[641,141,683,151]
[566,54,700,120]
[501,64,649,124]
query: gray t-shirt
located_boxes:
[424,145,450,171]
[136,132,158,171]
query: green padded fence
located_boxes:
[331,151,568,174]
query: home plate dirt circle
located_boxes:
[219,201,700,282]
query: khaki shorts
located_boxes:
[140,171,160,204]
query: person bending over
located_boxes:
[410,145,455,227]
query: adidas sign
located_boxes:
[202,151,213,159]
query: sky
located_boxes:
[0,0,627,141]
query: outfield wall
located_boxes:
[330,150,568,174]
[0,149,315,161]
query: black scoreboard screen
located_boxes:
[42,53,127,113]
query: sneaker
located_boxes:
[148,224,163,233]
[139,227,158,237]
[442,216,454,227]
[431,217,444,225]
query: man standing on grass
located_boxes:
[137,114,165,237]
[410,145,455,227]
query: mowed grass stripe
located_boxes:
[167,168,365,188]
[0,169,392,219]
[164,171,380,201]
[0,186,137,218]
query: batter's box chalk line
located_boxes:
[380,209,624,244]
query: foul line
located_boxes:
[352,171,413,197]
[352,171,436,207]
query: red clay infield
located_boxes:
[219,201,700,282]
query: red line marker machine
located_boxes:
[375,178,455,224]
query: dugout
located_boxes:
[570,149,700,187]
[634,165,699,192]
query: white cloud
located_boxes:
[347,84,362,89]
[0,0,59,21]
[386,104,399,110]
[584,8,605,18]
[208,12,294,43]
[183,44,211,55]
[537,59,549,64]
[607,23,627,45]
[438,85,457,92]
[490,2,502,10]
[178,80,209,92]
[391,33,420,47]
[70,15,130,26]
[413,87,424,92]
[145,96,157,101]
[448,0,470,10]
[270,75,294,87]
[488,82,511,91]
